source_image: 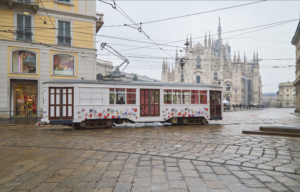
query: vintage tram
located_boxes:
[41,80,222,128]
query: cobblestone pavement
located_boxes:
[1,109,300,191]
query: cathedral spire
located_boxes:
[218,17,222,40]
[244,51,247,63]
[233,51,236,63]
[204,32,207,48]
[175,46,179,60]
[190,34,192,49]
[237,51,241,63]
[208,31,211,47]
[253,50,255,62]
[162,59,165,73]
[184,34,189,52]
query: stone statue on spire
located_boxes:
[204,32,207,48]
[208,31,211,47]
[218,17,222,40]
[190,34,192,49]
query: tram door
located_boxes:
[210,91,221,116]
[49,87,73,120]
[140,89,160,117]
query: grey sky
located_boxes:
[96,1,300,93]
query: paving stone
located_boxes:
[265,183,289,191]
[96,178,117,188]
[232,171,253,179]
[241,179,265,188]
[196,166,214,173]
[152,183,169,191]
[169,180,188,189]
[212,167,230,174]
[113,182,131,192]
[133,178,151,186]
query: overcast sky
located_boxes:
[96,1,300,93]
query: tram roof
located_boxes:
[43,79,221,88]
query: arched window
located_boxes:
[286,94,289,100]
[226,84,230,91]
[196,76,200,83]
[294,94,296,100]
[12,50,36,73]
[96,73,103,80]
[196,57,201,68]
[53,54,74,76]
[214,72,218,80]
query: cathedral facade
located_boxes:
[161,19,262,106]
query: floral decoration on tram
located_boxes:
[162,107,209,121]
[77,107,139,121]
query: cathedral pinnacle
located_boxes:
[184,34,190,52]
[237,51,241,63]
[208,31,211,47]
[233,51,236,63]
[244,51,247,63]
[175,46,179,60]
[218,17,222,40]
[190,34,192,49]
[204,32,207,48]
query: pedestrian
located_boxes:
[233,104,235,111]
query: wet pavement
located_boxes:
[1,108,300,191]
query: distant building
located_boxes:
[96,59,114,80]
[161,18,262,106]
[262,93,277,107]
[292,20,300,112]
[277,82,296,108]
[122,73,160,82]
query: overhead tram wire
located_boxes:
[111,3,173,58]
[39,0,55,29]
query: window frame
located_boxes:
[51,53,76,77]
[14,13,35,42]
[10,49,38,75]
[196,75,200,83]
[55,19,73,46]
[109,88,137,105]
[196,56,201,68]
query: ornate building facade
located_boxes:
[161,19,262,105]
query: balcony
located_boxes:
[96,12,104,33]
[7,0,39,13]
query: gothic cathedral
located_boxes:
[161,18,262,106]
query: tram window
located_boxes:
[116,88,125,104]
[182,90,190,104]
[191,90,199,104]
[200,90,207,104]
[109,88,114,104]
[163,89,172,104]
[173,90,181,104]
[127,89,136,104]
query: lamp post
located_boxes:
[233,88,238,104]
[178,57,189,83]
[216,80,223,86]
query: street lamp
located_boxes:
[216,79,223,86]
[176,56,189,83]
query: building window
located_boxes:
[214,72,218,80]
[173,90,181,104]
[226,84,230,91]
[53,54,74,76]
[58,21,71,46]
[182,90,190,104]
[196,57,201,68]
[286,94,289,100]
[12,50,36,73]
[16,14,32,42]
[286,89,289,91]
[58,0,70,2]
[163,90,172,104]
[294,89,295,92]
[196,76,200,83]
[294,94,296,100]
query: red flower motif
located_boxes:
[182,114,185,117]
[171,113,174,116]
[135,117,138,119]
[85,117,87,120]
[168,116,170,118]
[207,115,209,117]
[98,113,102,117]
[188,114,191,117]
[107,114,110,117]
[205,108,208,111]
[134,108,138,112]
[112,115,115,119]
[178,112,181,115]
[89,114,92,117]
[104,116,107,119]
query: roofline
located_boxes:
[42,79,222,88]
[291,20,300,45]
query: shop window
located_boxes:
[191,90,199,104]
[163,89,172,104]
[127,89,136,104]
[200,90,207,104]
[53,54,74,76]
[12,81,37,117]
[182,90,190,104]
[173,90,181,104]
[12,50,36,73]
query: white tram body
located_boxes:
[41,80,222,127]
